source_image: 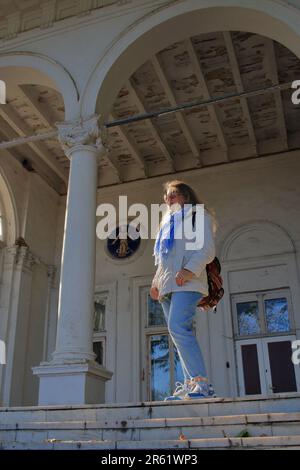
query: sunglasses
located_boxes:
[164,190,181,199]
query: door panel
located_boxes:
[237,336,299,396]
[265,339,297,393]
[241,344,262,395]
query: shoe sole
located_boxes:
[164,396,182,401]
[184,394,218,400]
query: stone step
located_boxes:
[2,434,300,450]
[1,412,300,443]
[1,394,300,424]
[1,395,300,449]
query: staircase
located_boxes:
[1,394,300,449]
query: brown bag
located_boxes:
[197,257,224,312]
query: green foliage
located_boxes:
[237,429,252,438]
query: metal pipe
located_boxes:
[105,81,293,128]
[0,129,57,150]
[0,81,293,150]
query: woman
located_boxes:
[150,180,217,401]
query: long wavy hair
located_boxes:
[162,179,217,235]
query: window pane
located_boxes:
[174,346,184,384]
[147,296,166,327]
[237,301,260,336]
[94,298,106,332]
[150,335,170,401]
[264,298,290,333]
[93,341,104,366]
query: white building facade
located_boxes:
[0,0,300,412]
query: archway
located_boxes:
[82,1,300,118]
[0,52,79,119]
[0,53,79,193]
[0,167,18,246]
[0,168,18,406]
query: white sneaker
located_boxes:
[164,381,192,401]
[185,381,217,399]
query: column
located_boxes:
[1,241,36,406]
[33,115,112,405]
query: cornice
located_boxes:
[0,0,167,53]
[0,0,299,50]
[0,1,119,41]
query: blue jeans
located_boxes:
[159,291,207,383]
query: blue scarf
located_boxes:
[153,207,186,266]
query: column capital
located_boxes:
[46,264,59,289]
[3,239,36,272]
[15,246,36,272]
[56,114,106,158]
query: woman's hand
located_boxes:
[175,268,195,286]
[150,286,159,300]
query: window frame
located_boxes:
[92,337,106,367]
[231,288,295,340]
[93,291,109,367]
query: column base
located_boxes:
[32,361,113,405]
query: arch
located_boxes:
[0,52,79,120]
[0,167,19,246]
[220,220,295,262]
[81,0,300,119]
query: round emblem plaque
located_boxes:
[107,224,141,259]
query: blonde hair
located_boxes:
[162,179,217,235]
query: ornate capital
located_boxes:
[47,265,58,288]
[15,246,36,271]
[56,115,106,158]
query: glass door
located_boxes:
[233,288,299,396]
[236,336,299,395]
[148,334,184,401]
[140,288,185,401]
[262,336,299,394]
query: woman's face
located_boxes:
[164,187,186,210]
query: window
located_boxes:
[94,297,106,332]
[93,293,108,366]
[237,301,260,336]
[147,294,167,327]
[149,333,184,401]
[232,289,294,339]
[264,297,290,333]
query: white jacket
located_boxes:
[152,208,216,297]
